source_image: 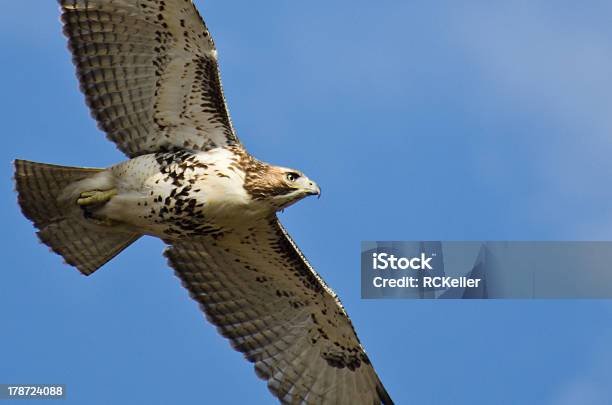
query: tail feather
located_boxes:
[37,219,140,275]
[14,159,140,275]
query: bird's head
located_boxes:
[244,164,320,211]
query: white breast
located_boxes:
[190,148,253,220]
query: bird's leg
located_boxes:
[77,189,118,207]
[76,189,121,227]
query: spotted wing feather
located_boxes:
[59,0,238,157]
[165,218,393,405]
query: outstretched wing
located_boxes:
[165,218,393,405]
[59,0,238,157]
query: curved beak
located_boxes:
[312,183,321,198]
[299,177,321,198]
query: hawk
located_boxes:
[14,1,393,404]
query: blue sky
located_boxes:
[2,1,612,404]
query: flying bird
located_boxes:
[14,1,393,404]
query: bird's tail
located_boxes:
[14,159,140,275]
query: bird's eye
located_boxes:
[286,172,300,182]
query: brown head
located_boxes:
[242,159,320,210]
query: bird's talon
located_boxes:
[77,189,117,206]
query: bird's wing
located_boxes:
[164,218,393,405]
[59,0,238,157]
